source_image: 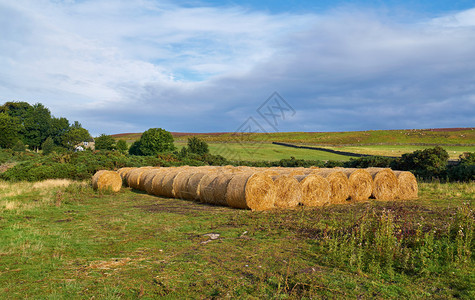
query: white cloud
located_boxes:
[0,0,474,135]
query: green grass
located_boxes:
[0,180,473,299]
[175,141,352,161]
[321,145,475,160]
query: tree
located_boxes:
[94,134,116,150]
[138,128,175,156]
[12,140,25,152]
[128,141,142,155]
[48,117,70,146]
[393,146,449,179]
[22,103,52,151]
[116,139,128,153]
[0,113,21,148]
[187,137,209,155]
[41,137,55,155]
[62,126,91,150]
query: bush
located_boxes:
[41,137,55,155]
[94,134,116,150]
[344,156,395,168]
[138,128,176,156]
[447,152,475,182]
[392,146,449,180]
[187,137,209,155]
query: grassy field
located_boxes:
[0,180,473,299]
[114,128,475,162]
[174,141,353,161]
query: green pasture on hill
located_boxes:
[0,180,473,299]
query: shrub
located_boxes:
[392,146,449,180]
[187,137,209,155]
[94,134,116,150]
[138,128,176,156]
[41,137,55,155]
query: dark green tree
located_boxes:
[0,101,31,119]
[41,137,55,155]
[116,139,128,153]
[62,126,91,150]
[128,140,142,155]
[0,113,21,148]
[22,103,52,151]
[393,146,449,179]
[48,117,70,145]
[187,137,209,155]
[138,128,175,156]
[94,134,116,150]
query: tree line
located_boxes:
[0,101,91,152]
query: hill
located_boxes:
[111,128,475,146]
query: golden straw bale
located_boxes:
[272,175,302,208]
[183,172,208,200]
[143,169,166,194]
[339,168,373,201]
[294,174,331,206]
[366,168,399,200]
[394,171,418,200]
[172,170,195,199]
[159,168,184,198]
[127,167,154,190]
[150,168,175,196]
[118,167,135,186]
[138,168,161,191]
[92,170,122,192]
[225,172,276,211]
[314,169,350,204]
[198,173,220,203]
[212,173,234,206]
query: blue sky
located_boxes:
[1,0,474,136]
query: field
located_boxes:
[113,128,475,161]
[0,180,473,299]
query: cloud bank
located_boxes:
[0,0,474,135]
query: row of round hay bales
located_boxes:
[110,166,417,210]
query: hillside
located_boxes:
[112,128,475,146]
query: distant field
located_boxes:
[113,128,475,161]
[174,141,352,161]
[113,128,475,146]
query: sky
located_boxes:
[1,0,474,136]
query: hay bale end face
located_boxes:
[92,170,122,192]
[367,168,399,201]
[340,169,373,201]
[226,172,275,211]
[272,175,302,208]
[295,174,331,206]
[394,171,418,200]
[314,169,350,204]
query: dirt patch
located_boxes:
[0,163,16,173]
[133,199,232,216]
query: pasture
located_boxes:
[0,179,473,299]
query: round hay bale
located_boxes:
[183,172,208,200]
[150,168,175,196]
[143,169,166,194]
[198,173,220,203]
[127,168,153,190]
[211,173,234,206]
[138,168,161,191]
[340,168,373,201]
[172,170,195,199]
[367,168,398,201]
[226,172,276,211]
[158,168,184,198]
[92,170,122,192]
[92,170,107,184]
[394,171,418,200]
[118,167,136,186]
[314,169,350,204]
[272,175,302,208]
[294,174,331,206]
